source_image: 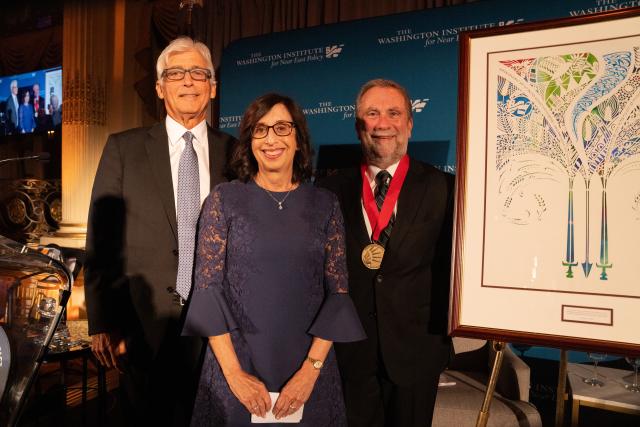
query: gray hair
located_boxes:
[10,80,17,89]
[156,36,215,83]
[355,78,413,120]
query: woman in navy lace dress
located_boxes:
[182,93,365,426]
[18,91,35,133]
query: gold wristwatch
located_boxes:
[306,356,324,370]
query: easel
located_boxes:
[555,349,568,427]
[476,341,505,427]
[476,344,569,427]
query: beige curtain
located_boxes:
[138,0,476,120]
[203,0,474,65]
[0,1,476,119]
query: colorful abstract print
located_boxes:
[496,47,640,281]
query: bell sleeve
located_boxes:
[308,195,366,342]
[182,186,238,337]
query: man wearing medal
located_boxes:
[321,79,454,426]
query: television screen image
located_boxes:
[0,66,62,136]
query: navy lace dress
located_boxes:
[183,180,365,426]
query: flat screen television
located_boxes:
[0,67,62,181]
[0,66,62,136]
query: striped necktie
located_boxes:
[175,131,200,300]
[375,170,395,246]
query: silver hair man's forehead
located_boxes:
[10,80,18,88]
[355,78,413,120]
[155,36,216,82]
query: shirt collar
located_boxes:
[365,159,401,184]
[165,115,208,147]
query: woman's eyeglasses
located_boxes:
[252,121,296,139]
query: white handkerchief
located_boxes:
[251,392,303,423]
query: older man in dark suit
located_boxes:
[84,36,235,426]
[5,80,19,134]
[321,79,454,427]
[31,83,46,131]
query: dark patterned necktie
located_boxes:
[176,131,200,300]
[375,170,395,246]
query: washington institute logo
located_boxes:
[378,18,524,48]
[325,45,344,58]
[237,43,345,69]
[411,98,429,113]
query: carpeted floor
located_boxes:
[17,354,640,427]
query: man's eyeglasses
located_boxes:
[162,67,212,82]
[252,121,296,139]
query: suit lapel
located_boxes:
[207,126,226,189]
[385,158,426,257]
[344,170,372,250]
[145,123,178,242]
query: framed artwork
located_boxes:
[451,8,640,355]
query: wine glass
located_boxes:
[625,357,640,393]
[583,352,607,386]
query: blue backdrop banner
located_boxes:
[219,0,640,171]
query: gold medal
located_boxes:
[361,243,385,270]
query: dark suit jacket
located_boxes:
[5,95,19,132]
[321,158,454,386]
[84,122,235,357]
[32,95,46,130]
[31,95,45,113]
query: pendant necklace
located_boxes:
[257,179,295,210]
[264,188,292,210]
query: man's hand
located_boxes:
[272,363,320,419]
[91,332,126,372]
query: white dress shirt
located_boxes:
[165,115,211,212]
[361,159,400,239]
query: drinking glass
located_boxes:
[625,357,640,393]
[583,352,607,387]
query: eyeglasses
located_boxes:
[252,121,296,139]
[162,67,212,82]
